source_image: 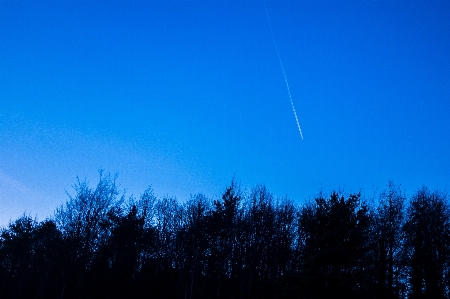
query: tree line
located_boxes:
[1,172,449,299]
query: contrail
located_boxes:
[264,0,304,140]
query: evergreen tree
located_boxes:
[296,192,373,298]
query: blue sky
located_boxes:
[1,0,449,226]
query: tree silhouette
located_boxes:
[54,170,123,298]
[0,216,37,298]
[296,192,373,298]
[0,216,65,298]
[373,181,407,298]
[208,179,243,298]
[177,194,211,299]
[403,187,450,299]
[104,205,146,298]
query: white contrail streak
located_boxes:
[264,0,304,140]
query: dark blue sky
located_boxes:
[1,0,449,225]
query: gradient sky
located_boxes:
[1,0,449,226]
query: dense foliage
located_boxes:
[1,173,449,299]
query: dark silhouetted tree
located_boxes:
[54,170,123,298]
[295,192,373,299]
[105,205,146,298]
[208,179,243,299]
[177,194,211,299]
[374,181,407,299]
[0,216,37,299]
[403,187,450,299]
[0,216,65,299]
[239,185,278,298]
[153,196,183,297]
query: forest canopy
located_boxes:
[1,172,449,299]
